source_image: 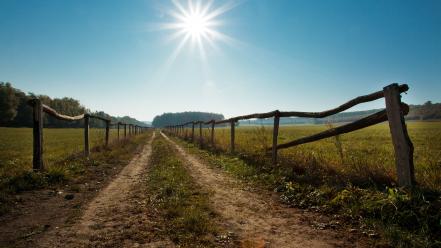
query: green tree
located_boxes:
[0,82,20,124]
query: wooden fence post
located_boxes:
[211,122,215,146]
[105,120,110,147]
[383,83,415,187]
[84,114,90,156]
[31,99,44,171]
[124,124,127,138]
[192,123,195,142]
[272,110,280,166]
[117,123,120,141]
[199,122,203,146]
[230,120,235,153]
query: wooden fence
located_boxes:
[164,83,415,187]
[28,99,150,171]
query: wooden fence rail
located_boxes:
[164,83,415,187]
[28,99,150,171]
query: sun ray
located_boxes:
[156,0,238,60]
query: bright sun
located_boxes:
[159,0,236,60]
[183,13,208,38]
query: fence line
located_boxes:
[164,83,415,187]
[28,99,150,171]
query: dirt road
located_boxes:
[36,132,172,247]
[161,132,364,248]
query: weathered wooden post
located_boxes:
[105,120,110,147]
[199,122,203,146]
[230,120,235,153]
[383,83,415,187]
[117,123,120,141]
[211,121,215,146]
[124,124,127,138]
[272,111,280,166]
[84,114,90,156]
[191,122,195,142]
[31,99,44,170]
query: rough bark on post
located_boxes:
[211,122,215,146]
[191,123,195,142]
[105,120,110,147]
[84,115,90,156]
[31,99,44,171]
[383,83,415,187]
[230,121,235,153]
[272,110,280,166]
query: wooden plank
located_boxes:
[230,121,235,153]
[279,84,409,118]
[84,115,90,156]
[31,99,44,171]
[41,104,85,121]
[272,111,280,166]
[383,83,415,187]
[208,84,409,125]
[275,106,409,150]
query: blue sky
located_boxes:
[1,0,440,121]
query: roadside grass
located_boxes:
[173,134,441,248]
[145,135,223,247]
[0,131,151,216]
[189,121,441,191]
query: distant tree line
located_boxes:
[0,82,148,128]
[152,112,224,127]
[407,101,441,120]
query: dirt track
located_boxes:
[2,131,366,247]
[161,132,364,248]
[36,132,173,247]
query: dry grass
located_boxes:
[0,127,126,178]
[185,121,441,190]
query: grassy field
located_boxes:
[0,127,125,178]
[187,121,441,190]
[175,121,441,247]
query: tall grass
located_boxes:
[187,121,441,190]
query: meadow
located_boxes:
[0,127,121,178]
[177,121,441,246]
[191,121,441,190]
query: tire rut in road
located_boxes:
[162,132,364,248]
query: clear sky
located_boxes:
[1,0,440,121]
